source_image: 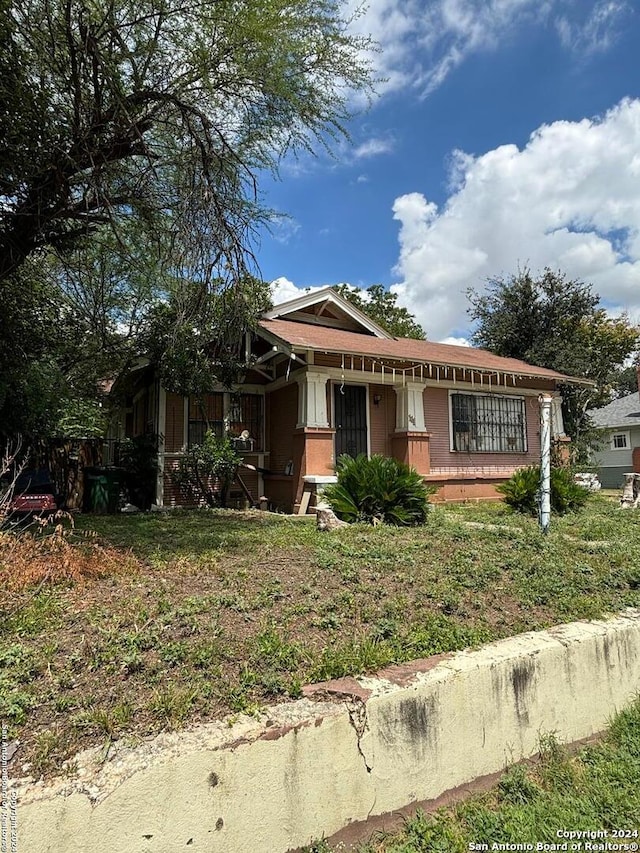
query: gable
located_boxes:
[264,287,393,339]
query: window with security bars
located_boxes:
[188,393,264,450]
[188,394,224,447]
[451,393,526,453]
[228,394,263,450]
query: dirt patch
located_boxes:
[2,501,639,781]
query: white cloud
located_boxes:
[269,215,301,245]
[347,0,628,96]
[353,137,395,159]
[556,1,630,55]
[441,336,471,347]
[391,98,640,341]
[270,277,326,305]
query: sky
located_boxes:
[256,0,640,344]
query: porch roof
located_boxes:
[259,319,589,384]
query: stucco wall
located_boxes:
[12,610,640,853]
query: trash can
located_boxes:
[83,467,123,514]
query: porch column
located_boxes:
[395,381,427,432]
[293,370,335,511]
[296,370,330,428]
[551,395,571,465]
[551,396,566,438]
[392,381,431,475]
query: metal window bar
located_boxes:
[188,393,224,447]
[452,394,525,452]
[228,394,263,451]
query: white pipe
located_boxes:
[539,394,553,534]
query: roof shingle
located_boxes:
[589,393,640,428]
[259,319,583,383]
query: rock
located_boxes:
[574,472,601,492]
[620,473,640,509]
[316,502,348,531]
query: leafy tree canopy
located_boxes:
[142,275,273,396]
[0,0,374,442]
[467,267,639,458]
[0,0,374,285]
[333,284,426,339]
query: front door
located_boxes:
[334,385,368,459]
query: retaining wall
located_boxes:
[13,609,640,853]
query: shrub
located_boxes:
[118,434,159,510]
[0,516,137,591]
[497,465,590,516]
[323,454,433,526]
[171,431,240,508]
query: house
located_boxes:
[589,375,640,488]
[114,288,581,512]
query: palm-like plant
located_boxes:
[497,465,590,515]
[323,454,432,526]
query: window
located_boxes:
[228,393,263,450]
[188,394,224,447]
[611,432,629,450]
[451,393,526,453]
[187,393,264,450]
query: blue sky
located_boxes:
[256,0,640,343]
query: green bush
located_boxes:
[172,431,240,508]
[323,454,433,526]
[118,433,159,510]
[497,465,590,516]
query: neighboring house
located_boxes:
[113,288,581,512]
[589,384,640,489]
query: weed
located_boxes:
[0,677,33,724]
[71,702,133,738]
[159,641,190,667]
[251,627,304,671]
[31,729,62,778]
[2,591,61,637]
[149,686,197,727]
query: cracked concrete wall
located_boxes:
[13,610,640,853]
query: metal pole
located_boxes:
[539,394,552,534]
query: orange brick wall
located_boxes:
[428,479,505,503]
[267,384,297,475]
[162,457,259,508]
[165,393,185,452]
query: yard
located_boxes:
[1,495,640,780]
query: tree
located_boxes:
[333,284,426,339]
[0,0,374,441]
[467,268,639,459]
[608,357,640,399]
[142,274,273,395]
[0,0,373,286]
[0,239,153,442]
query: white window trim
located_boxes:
[448,389,528,454]
[610,431,630,451]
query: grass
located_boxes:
[1,496,640,779]
[304,697,640,852]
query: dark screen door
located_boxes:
[334,385,367,459]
